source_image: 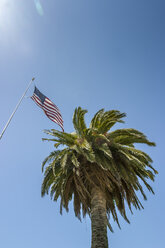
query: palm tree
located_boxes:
[41,107,157,248]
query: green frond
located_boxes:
[93,134,110,146]
[50,183,56,199]
[73,190,81,220]
[90,109,104,129]
[135,171,155,194]
[147,164,158,174]
[108,128,156,146]
[62,174,74,210]
[73,107,87,136]
[111,203,121,229]
[42,150,61,172]
[81,149,95,163]
[71,143,96,163]
[136,181,147,200]
[41,165,54,196]
[107,218,114,232]
[98,143,113,159]
[108,128,146,138]
[42,138,59,142]
[71,153,80,168]
[60,150,69,169]
[90,109,126,132]
[98,110,126,133]
[44,129,77,146]
[54,142,61,148]
[41,106,157,231]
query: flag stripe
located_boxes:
[44,111,63,127]
[32,95,63,127]
[42,106,63,124]
[43,102,63,118]
[32,94,61,118]
[42,103,63,120]
[45,98,60,110]
[45,114,63,129]
[43,110,63,126]
[44,100,61,115]
[32,94,42,105]
[31,95,43,108]
[31,97,43,109]
[31,88,64,131]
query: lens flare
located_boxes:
[34,0,44,16]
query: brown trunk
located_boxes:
[91,187,108,248]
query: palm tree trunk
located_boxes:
[91,187,108,248]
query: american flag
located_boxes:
[31,86,64,131]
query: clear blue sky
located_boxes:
[0,0,164,247]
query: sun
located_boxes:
[0,0,20,46]
[0,0,15,33]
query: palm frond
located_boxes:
[41,107,157,232]
[73,107,87,136]
[42,150,61,172]
[90,109,104,129]
[108,128,156,146]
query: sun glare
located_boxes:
[0,0,20,36]
[0,0,19,44]
[0,1,33,55]
[0,0,12,29]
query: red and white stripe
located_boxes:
[31,93,64,131]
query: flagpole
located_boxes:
[0,77,35,140]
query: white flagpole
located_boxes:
[0,77,35,140]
